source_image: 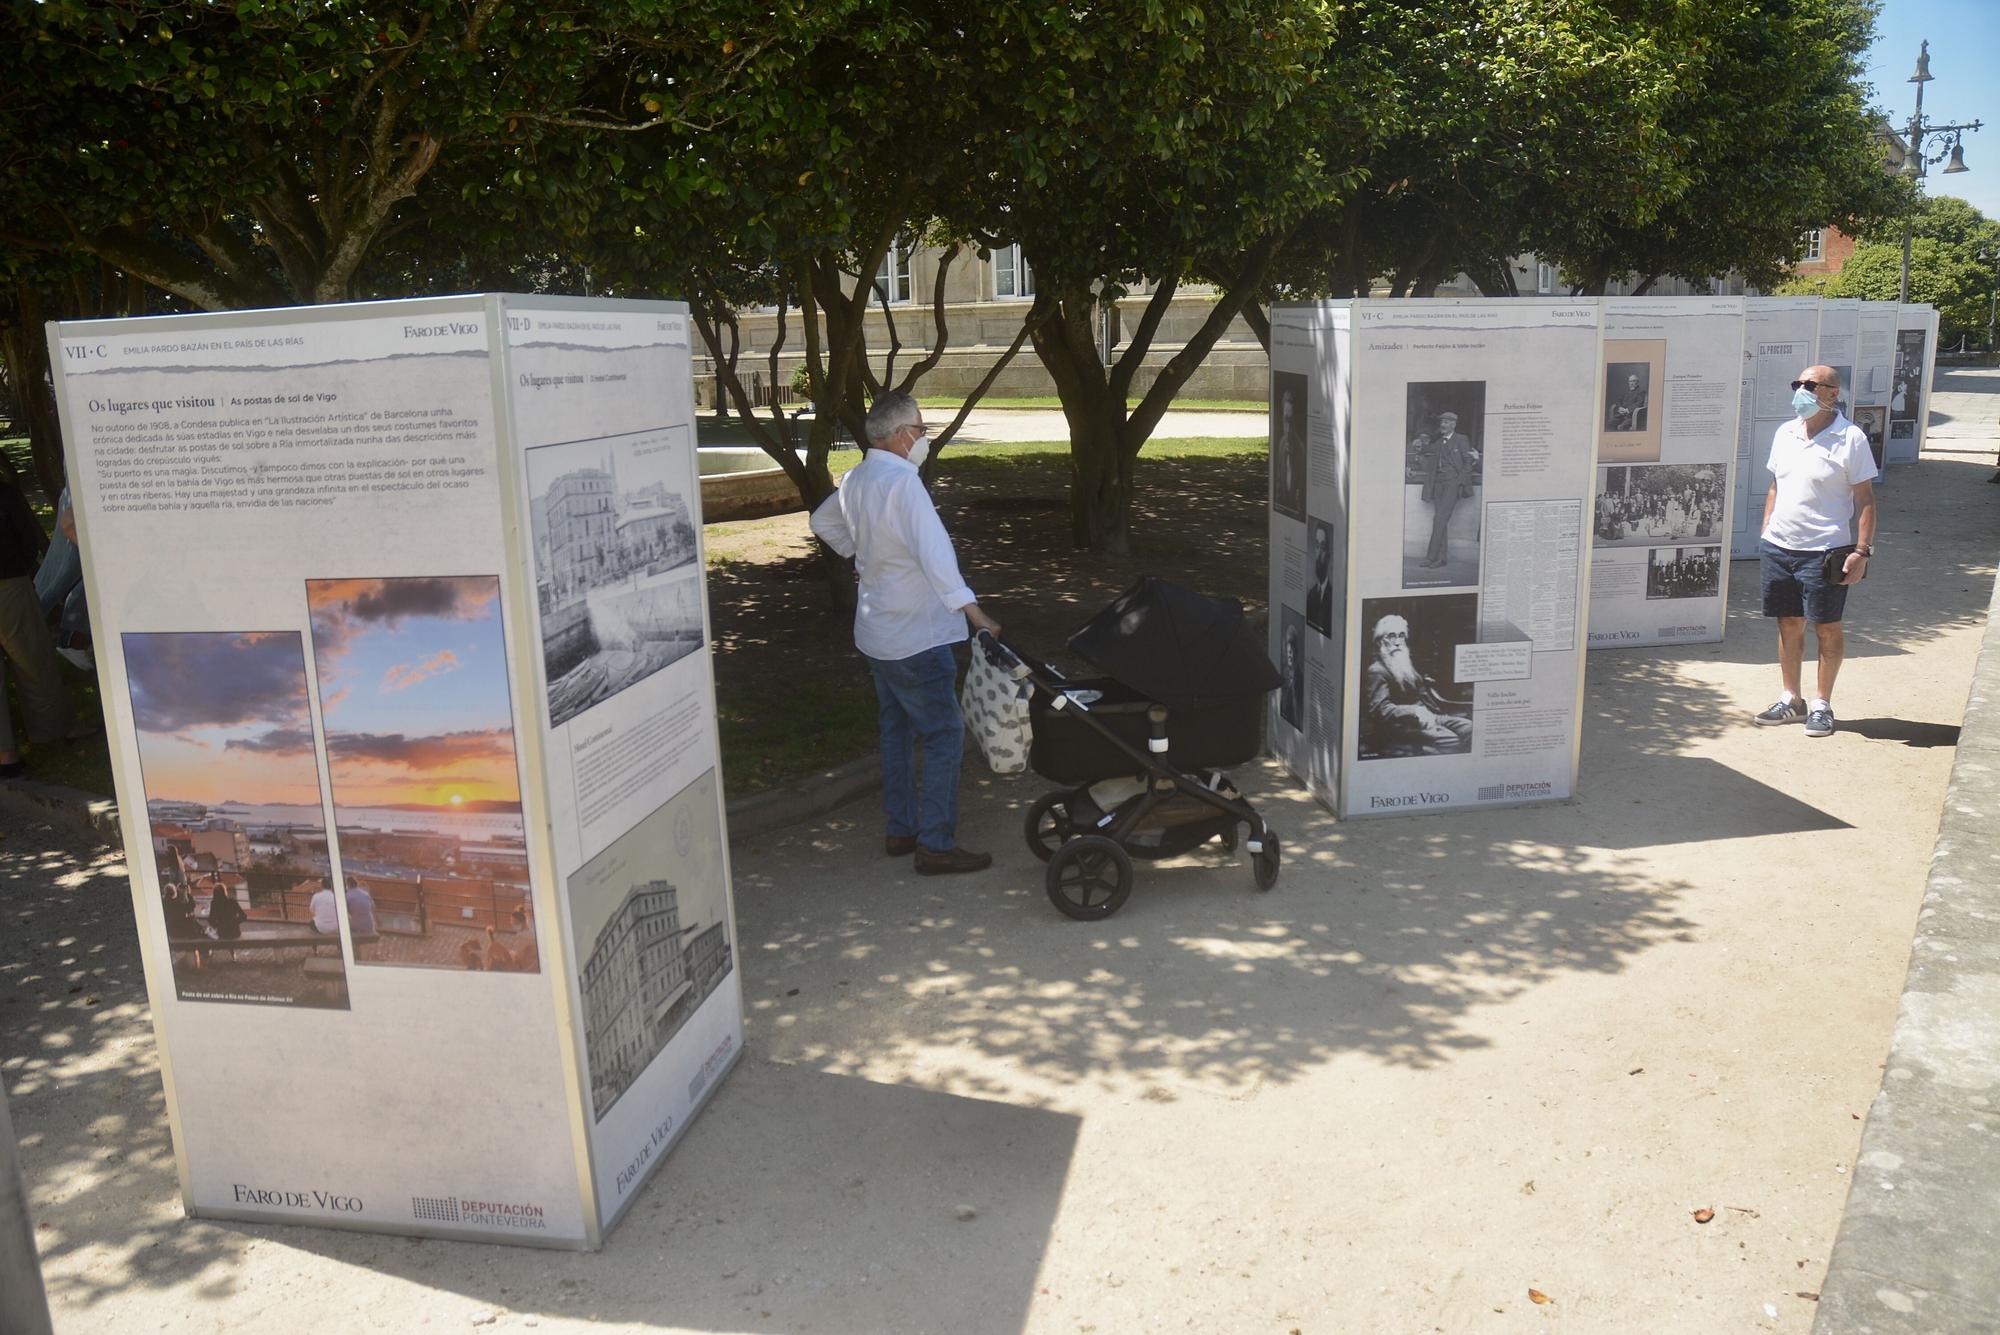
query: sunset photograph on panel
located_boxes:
[306,576,540,974]
[122,630,348,1010]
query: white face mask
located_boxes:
[907,433,931,469]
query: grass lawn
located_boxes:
[3,432,1267,803]
[706,436,1266,796]
[920,394,1266,414]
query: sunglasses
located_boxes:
[1789,379,1836,392]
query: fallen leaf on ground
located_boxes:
[1796,1292,1820,1301]
[1628,1067,1644,1075]
[1692,1208,1715,1223]
[1528,1289,1553,1305]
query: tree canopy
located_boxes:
[1781,196,2000,340]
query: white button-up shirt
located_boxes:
[1763,411,1877,551]
[810,450,974,662]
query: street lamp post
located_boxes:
[1898,40,1982,304]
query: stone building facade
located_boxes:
[695,240,1754,408]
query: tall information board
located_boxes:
[49,295,743,1249]
[1890,303,1939,464]
[1269,300,1601,818]
[1730,297,1820,558]
[1586,297,1744,648]
[1851,301,1899,472]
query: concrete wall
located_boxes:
[1815,564,2000,1331]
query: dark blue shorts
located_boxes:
[1760,540,1849,624]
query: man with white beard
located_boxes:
[1361,614,1471,756]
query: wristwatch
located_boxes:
[1856,545,1874,557]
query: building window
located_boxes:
[1535,262,1556,295]
[1803,229,1823,261]
[874,241,912,304]
[993,243,1034,300]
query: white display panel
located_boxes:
[1814,297,1862,422]
[498,301,743,1234]
[49,295,740,1249]
[1851,302,1899,473]
[1266,306,1348,809]
[1729,297,1821,558]
[1889,304,1938,465]
[1270,300,1600,818]
[1586,298,1744,649]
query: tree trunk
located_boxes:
[1028,235,1282,553]
[1029,288,1134,554]
[0,283,66,505]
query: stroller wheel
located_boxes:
[1252,830,1281,891]
[1024,791,1076,864]
[1218,822,1239,853]
[1045,835,1134,921]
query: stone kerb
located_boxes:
[1814,562,2000,1332]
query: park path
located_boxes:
[3,371,1996,1333]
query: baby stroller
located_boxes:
[979,577,1284,920]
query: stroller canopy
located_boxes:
[1067,576,1281,708]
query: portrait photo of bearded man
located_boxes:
[1357,605,1474,760]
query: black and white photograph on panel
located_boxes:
[1270,371,1308,522]
[1853,404,1887,471]
[1592,462,1725,547]
[525,424,704,729]
[1645,546,1722,601]
[1892,329,1926,422]
[1304,516,1338,637]
[1356,593,1477,761]
[570,769,732,1122]
[1277,604,1305,730]
[1828,364,1855,418]
[1401,381,1485,589]
[1599,338,1665,464]
[1889,419,1916,442]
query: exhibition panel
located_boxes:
[1271,300,1601,819]
[1890,304,1939,465]
[48,295,741,1249]
[498,300,742,1234]
[1587,297,1745,649]
[1265,304,1349,811]
[1851,302,1899,472]
[1730,297,1821,558]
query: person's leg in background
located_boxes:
[870,644,987,873]
[0,575,68,752]
[869,655,919,855]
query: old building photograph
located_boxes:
[526,425,704,728]
[566,772,732,1121]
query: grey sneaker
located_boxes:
[1752,698,1806,726]
[1805,705,1835,737]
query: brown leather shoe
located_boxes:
[884,835,918,857]
[914,846,993,876]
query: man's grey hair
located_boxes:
[865,391,921,447]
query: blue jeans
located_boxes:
[33,490,88,644]
[867,644,963,854]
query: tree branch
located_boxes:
[1110,276,1179,404]
[895,242,959,393]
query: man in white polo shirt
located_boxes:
[1752,364,1877,738]
[811,391,1001,874]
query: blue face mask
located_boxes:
[1792,387,1820,418]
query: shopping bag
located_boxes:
[960,636,1032,774]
